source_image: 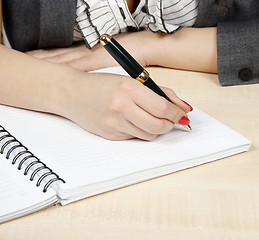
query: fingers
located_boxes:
[92,81,176,140]
[26,43,86,62]
[122,121,159,140]
[125,101,175,135]
[103,96,179,141]
[27,47,74,59]
[96,94,164,140]
[161,87,193,112]
[26,43,117,72]
[131,83,189,126]
[100,82,187,140]
[44,50,86,65]
[105,80,190,140]
[65,55,118,72]
[100,117,158,141]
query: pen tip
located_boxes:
[184,125,192,131]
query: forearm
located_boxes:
[145,27,218,74]
[0,45,82,115]
[0,1,2,44]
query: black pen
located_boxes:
[99,34,191,131]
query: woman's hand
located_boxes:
[1,43,191,142]
[26,31,154,72]
[25,30,194,140]
[61,72,192,141]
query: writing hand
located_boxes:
[61,72,191,140]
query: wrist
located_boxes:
[138,31,167,67]
[51,67,86,119]
[145,27,218,73]
[137,31,162,67]
[113,31,159,68]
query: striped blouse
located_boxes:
[74,0,198,49]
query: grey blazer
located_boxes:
[2,0,259,86]
[194,0,259,86]
[2,0,76,51]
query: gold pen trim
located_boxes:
[136,69,149,83]
[100,34,150,84]
[100,34,112,46]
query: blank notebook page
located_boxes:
[0,154,57,222]
[0,104,251,199]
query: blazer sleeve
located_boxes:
[2,0,77,52]
[217,19,259,86]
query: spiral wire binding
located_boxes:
[0,126,65,192]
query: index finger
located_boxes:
[132,82,189,125]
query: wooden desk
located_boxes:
[1,68,259,240]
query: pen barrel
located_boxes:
[103,38,144,79]
[143,78,172,103]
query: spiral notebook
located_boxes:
[0,67,251,223]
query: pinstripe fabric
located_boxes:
[75,0,198,48]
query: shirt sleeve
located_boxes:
[217,19,259,86]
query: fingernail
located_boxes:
[182,100,193,111]
[179,116,190,125]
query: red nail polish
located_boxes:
[182,100,193,111]
[179,116,190,125]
